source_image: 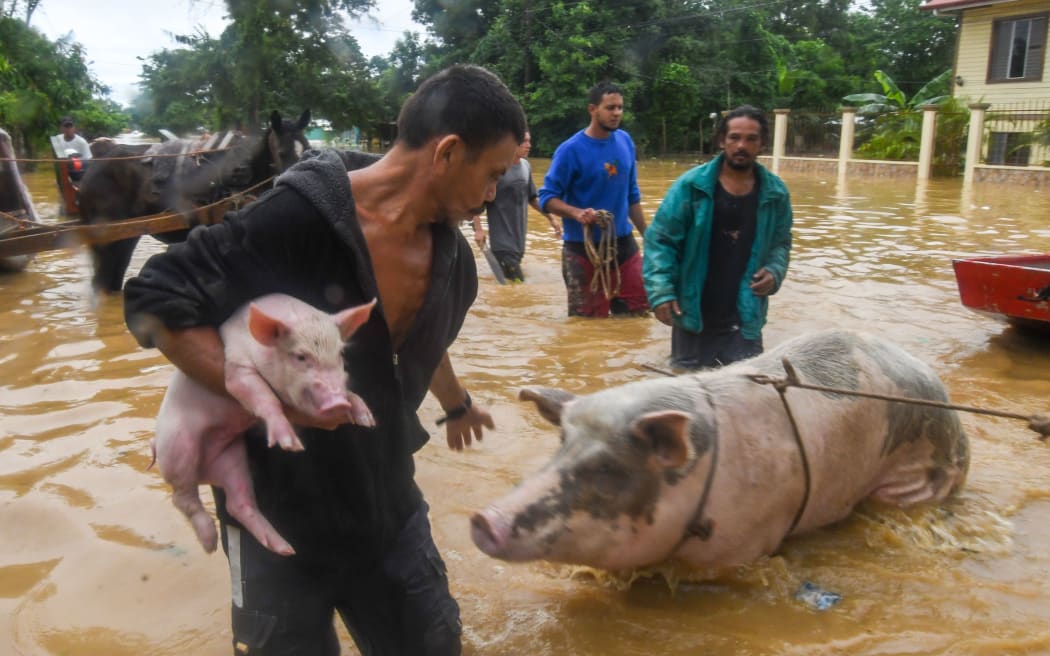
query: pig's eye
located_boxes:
[295,352,309,363]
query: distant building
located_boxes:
[922,0,1048,165]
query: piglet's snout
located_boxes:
[308,379,352,415]
[316,395,352,416]
[471,508,512,558]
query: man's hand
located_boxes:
[575,208,598,225]
[470,215,486,248]
[547,215,562,238]
[653,300,681,326]
[444,403,495,451]
[749,268,775,296]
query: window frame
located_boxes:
[985,12,1048,84]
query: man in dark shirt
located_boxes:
[643,105,793,369]
[124,65,526,655]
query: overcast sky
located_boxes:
[32,0,424,106]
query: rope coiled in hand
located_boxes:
[583,210,620,300]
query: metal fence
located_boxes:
[780,110,841,157]
[984,100,1050,166]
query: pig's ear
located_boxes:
[334,298,377,340]
[519,387,575,426]
[630,411,693,469]
[248,304,290,346]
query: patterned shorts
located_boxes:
[561,249,649,317]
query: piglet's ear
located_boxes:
[630,411,693,470]
[247,304,289,346]
[519,387,576,426]
[334,298,377,340]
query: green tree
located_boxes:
[647,62,700,154]
[135,0,380,136]
[521,0,664,154]
[775,39,859,110]
[411,0,501,64]
[0,15,121,158]
[843,68,950,114]
[854,0,956,97]
[844,69,958,170]
[0,0,41,22]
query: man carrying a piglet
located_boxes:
[124,65,527,655]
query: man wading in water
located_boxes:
[124,65,526,655]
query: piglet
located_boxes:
[153,294,376,556]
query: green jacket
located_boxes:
[643,154,793,339]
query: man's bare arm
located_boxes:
[152,325,227,396]
[628,201,647,236]
[545,197,597,225]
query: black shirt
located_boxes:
[701,178,759,332]
[123,150,477,564]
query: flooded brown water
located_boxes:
[2,160,1050,655]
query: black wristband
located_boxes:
[436,392,472,426]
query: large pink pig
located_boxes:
[471,329,969,571]
[154,294,376,556]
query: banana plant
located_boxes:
[843,69,951,114]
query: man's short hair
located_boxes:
[60,116,75,127]
[716,105,770,146]
[587,82,624,107]
[397,65,526,159]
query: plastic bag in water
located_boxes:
[795,581,842,611]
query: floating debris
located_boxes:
[795,581,842,611]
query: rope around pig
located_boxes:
[583,210,620,300]
[642,357,1050,544]
[746,358,1050,440]
[640,360,1050,440]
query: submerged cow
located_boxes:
[471,329,969,571]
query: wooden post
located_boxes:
[964,103,991,186]
[772,109,790,175]
[838,107,856,178]
[918,104,939,181]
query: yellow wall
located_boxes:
[953,0,1049,105]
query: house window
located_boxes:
[987,14,1047,82]
[987,132,1030,166]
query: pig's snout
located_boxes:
[316,395,353,416]
[470,508,514,559]
[306,379,350,414]
[310,384,376,428]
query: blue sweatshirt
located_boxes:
[538,129,641,243]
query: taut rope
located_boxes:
[748,358,1050,440]
[640,360,1050,440]
[583,210,620,300]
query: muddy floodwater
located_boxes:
[2,159,1050,655]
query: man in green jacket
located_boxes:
[643,105,793,369]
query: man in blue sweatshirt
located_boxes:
[539,82,649,317]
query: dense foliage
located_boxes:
[0,14,125,157]
[2,0,958,159]
[408,0,957,155]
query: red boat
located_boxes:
[952,254,1050,332]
